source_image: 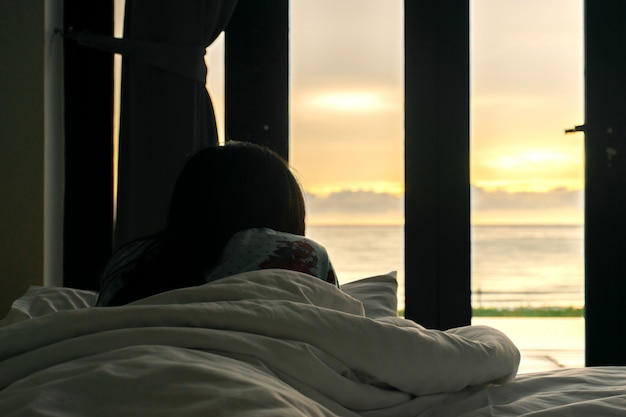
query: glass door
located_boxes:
[289,0,405,309]
[470,0,585,372]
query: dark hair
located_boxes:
[168,141,306,262]
[97,141,306,306]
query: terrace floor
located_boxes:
[472,317,585,374]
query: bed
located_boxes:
[1,269,625,416]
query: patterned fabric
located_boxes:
[205,228,339,287]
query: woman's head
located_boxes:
[168,141,306,247]
[98,141,307,306]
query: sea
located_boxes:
[306,225,584,311]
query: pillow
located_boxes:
[341,272,398,319]
[0,286,97,326]
[205,228,339,287]
[1,272,399,324]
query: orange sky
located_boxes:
[206,0,585,226]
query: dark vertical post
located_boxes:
[584,0,626,366]
[224,0,289,161]
[404,1,471,329]
[63,1,114,289]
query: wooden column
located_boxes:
[224,0,289,160]
[404,1,471,329]
[584,0,626,366]
[63,1,114,290]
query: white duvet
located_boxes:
[1,269,625,416]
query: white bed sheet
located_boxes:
[1,269,625,416]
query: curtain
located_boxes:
[66,1,238,249]
[114,0,238,248]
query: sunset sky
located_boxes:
[206,0,585,226]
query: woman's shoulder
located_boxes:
[96,234,172,306]
[105,235,170,272]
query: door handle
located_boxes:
[565,124,585,134]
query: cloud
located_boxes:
[471,185,583,212]
[302,187,583,225]
[306,187,582,214]
[305,190,403,214]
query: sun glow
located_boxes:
[303,90,395,112]
[483,150,575,169]
[471,147,584,193]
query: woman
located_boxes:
[97,141,337,306]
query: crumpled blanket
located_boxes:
[0,269,520,417]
